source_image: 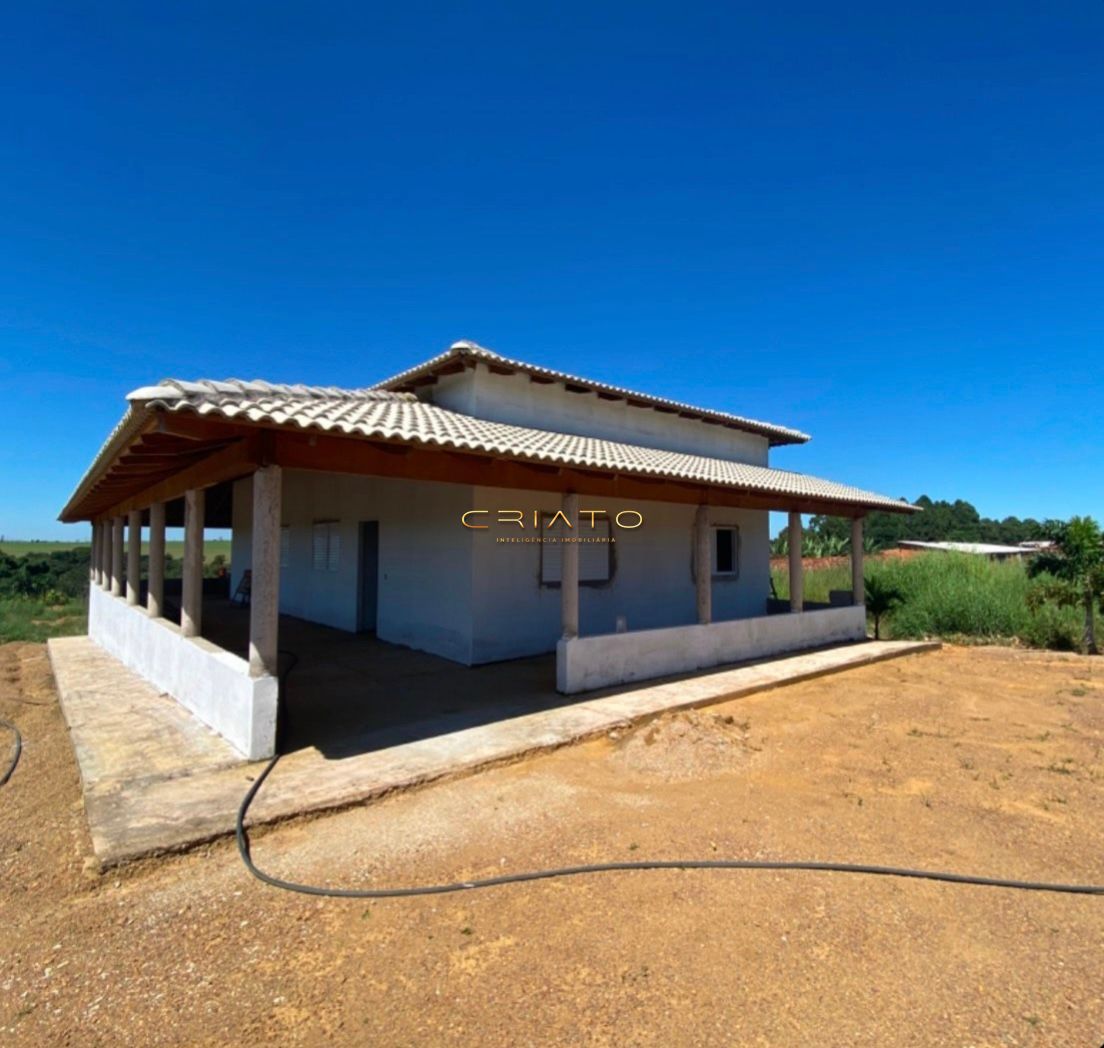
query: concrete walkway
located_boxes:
[48,634,938,867]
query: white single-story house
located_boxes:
[61,340,915,759]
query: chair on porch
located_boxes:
[232,569,252,606]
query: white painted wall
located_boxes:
[557,605,867,693]
[426,364,772,465]
[233,473,771,666]
[87,584,277,759]
[233,470,477,664]
[468,486,771,663]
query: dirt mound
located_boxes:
[609,709,755,781]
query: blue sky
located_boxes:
[1,3,1101,540]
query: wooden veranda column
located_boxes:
[788,511,804,613]
[851,517,865,606]
[181,489,205,637]
[99,523,105,584]
[90,523,100,585]
[126,510,142,605]
[561,492,580,638]
[111,517,124,597]
[249,465,282,677]
[695,504,712,625]
[147,501,166,619]
[99,521,111,590]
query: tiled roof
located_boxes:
[97,378,911,513]
[374,341,811,446]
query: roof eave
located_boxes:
[57,405,153,523]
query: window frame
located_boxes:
[538,511,616,588]
[711,524,741,580]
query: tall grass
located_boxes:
[771,562,851,603]
[0,596,87,643]
[775,553,1082,650]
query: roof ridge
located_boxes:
[126,378,414,402]
[373,341,811,446]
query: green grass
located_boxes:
[774,552,1082,650]
[0,539,232,560]
[163,539,231,560]
[0,596,87,643]
[772,562,851,603]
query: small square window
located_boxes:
[540,512,613,584]
[713,526,739,577]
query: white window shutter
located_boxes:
[312,524,328,572]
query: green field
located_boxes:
[0,541,91,555]
[0,539,232,560]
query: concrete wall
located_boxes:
[87,584,277,759]
[556,604,868,693]
[469,486,771,663]
[232,471,477,664]
[426,364,772,465]
[231,468,773,668]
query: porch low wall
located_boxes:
[556,605,868,694]
[87,585,277,760]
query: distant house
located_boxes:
[897,540,1032,560]
[61,340,914,758]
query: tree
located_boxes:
[1027,516,1104,655]
[797,497,1058,554]
[864,575,904,640]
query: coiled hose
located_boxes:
[237,655,1104,899]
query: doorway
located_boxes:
[357,520,379,633]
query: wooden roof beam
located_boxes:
[269,428,873,517]
[97,435,261,518]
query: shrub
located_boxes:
[786,552,1082,650]
[864,575,903,640]
[1021,601,1081,652]
[0,548,90,599]
[867,554,1033,641]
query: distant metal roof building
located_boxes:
[898,540,1033,558]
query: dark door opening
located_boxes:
[357,521,379,633]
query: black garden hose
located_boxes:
[0,720,22,788]
[236,656,1104,900]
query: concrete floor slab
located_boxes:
[48,632,938,867]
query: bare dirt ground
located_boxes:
[2,641,1103,1047]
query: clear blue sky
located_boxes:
[1,3,1101,540]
